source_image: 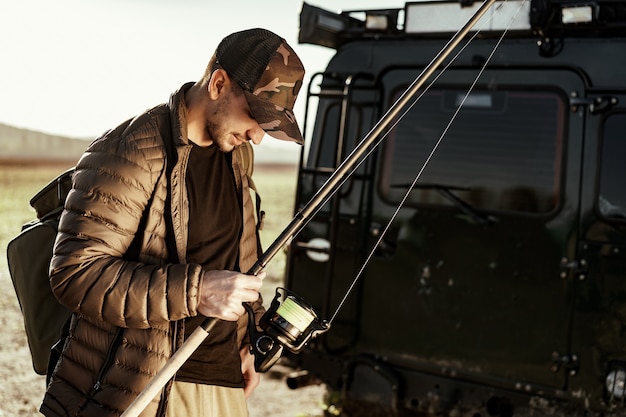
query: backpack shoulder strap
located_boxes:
[30,168,74,220]
[237,141,255,181]
[236,141,264,231]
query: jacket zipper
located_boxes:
[155,320,180,417]
[89,327,124,396]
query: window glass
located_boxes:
[380,88,565,214]
[598,113,626,220]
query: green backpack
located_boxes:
[7,168,74,375]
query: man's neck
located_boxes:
[184,83,213,147]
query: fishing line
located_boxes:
[293,1,505,256]
[241,0,514,372]
[121,3,515,415]
[328,0,529,325]
[290,0,528,255]
[242,3,517,370]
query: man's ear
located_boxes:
[208,69,229,100]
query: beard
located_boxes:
[204,91,247,153]
[205,97,234,153]
[205,119,233,153]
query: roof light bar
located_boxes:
[405,0,531,34]
[299,0,626,50]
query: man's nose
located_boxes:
[248,126,264,145]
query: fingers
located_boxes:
[240,346,260,397]
[197,270,265,321]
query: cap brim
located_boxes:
[244,91,304,145]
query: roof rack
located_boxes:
[298,0,626,49]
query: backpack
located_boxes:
[6,142,260,376]
[7,168,74,375]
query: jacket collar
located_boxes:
[168,82,195,147]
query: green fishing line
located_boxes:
[276,297,315,332]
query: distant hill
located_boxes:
[0,122,300,165]
[0,123,88,164]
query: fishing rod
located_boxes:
[121,1,497,415]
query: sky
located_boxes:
[0,0,404,160]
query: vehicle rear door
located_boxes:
[359,66,586,392]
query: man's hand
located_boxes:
[197,270,265,321]
[240,345,260,397]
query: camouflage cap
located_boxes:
[216,28,305,145]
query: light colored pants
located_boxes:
[165,381,248,417]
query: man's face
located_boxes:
[205,85,265,153]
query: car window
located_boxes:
[598,112,626,220]
[380,88,565,214]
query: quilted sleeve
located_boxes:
[49,115,202,329]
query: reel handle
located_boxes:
[245,303,284,372]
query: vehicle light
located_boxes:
[561,5,594,24]
[366,14,389,31]
[318,14,347,33]
[606,369,626,398]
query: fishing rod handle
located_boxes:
[122,267,261,416]
[121,317,218,417]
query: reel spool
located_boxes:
[246,287,330,372]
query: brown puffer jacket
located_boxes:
[40,83,264,417]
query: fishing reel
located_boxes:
[245,287,330,373]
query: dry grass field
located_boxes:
[0,162,326,417]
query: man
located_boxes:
[40,28,305,417]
